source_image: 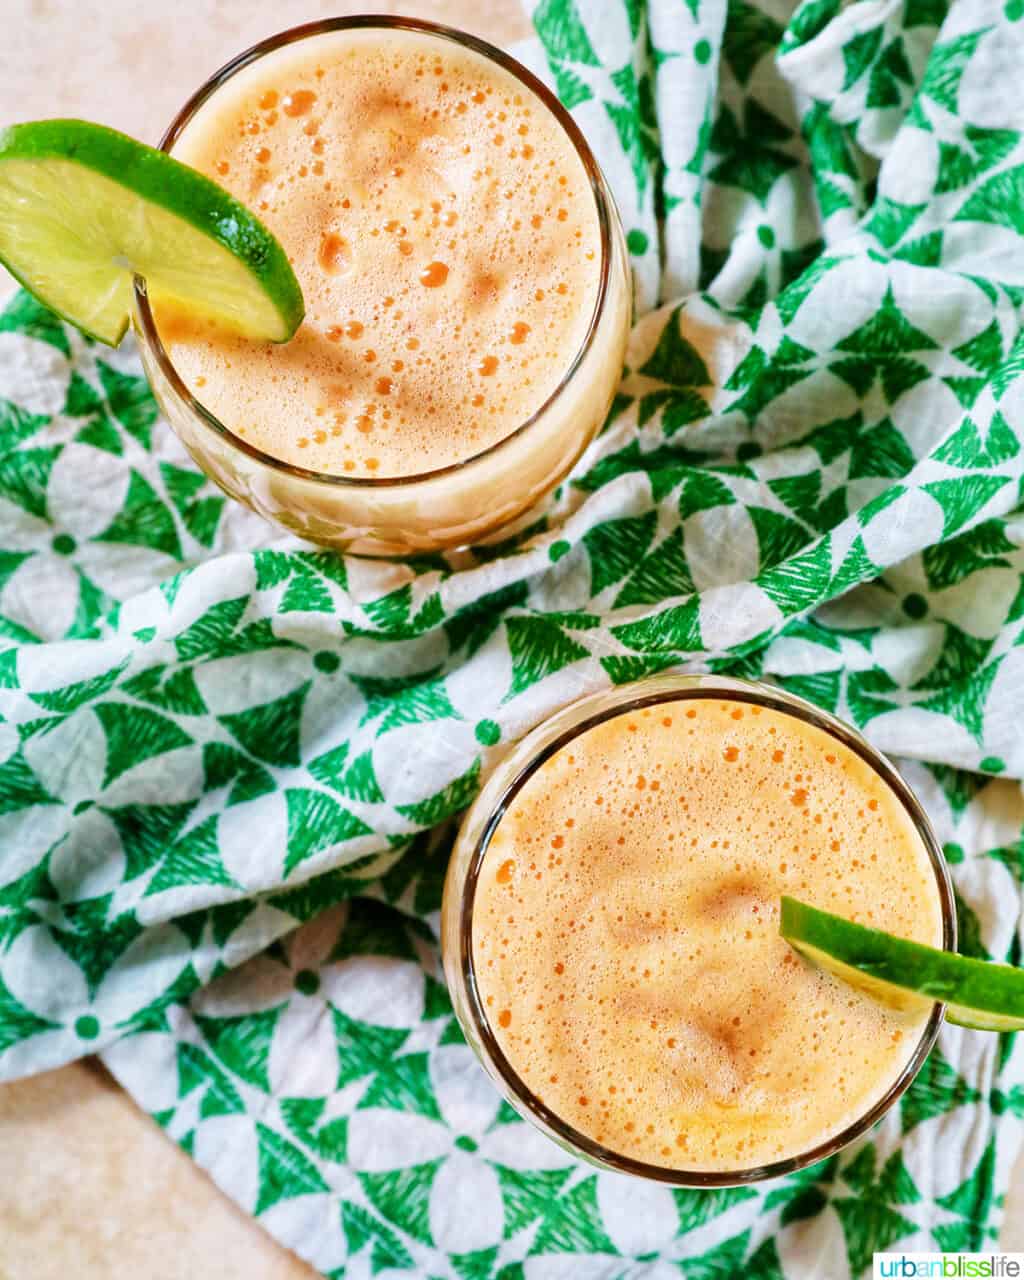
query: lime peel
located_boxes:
[780,895,1024,1033]
[0,119,304,346]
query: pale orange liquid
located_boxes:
[472,698,943,1171]
[158,26,602,479]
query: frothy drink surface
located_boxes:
[472,698,943,1171]
[158,27,602,478]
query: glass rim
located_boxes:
[455,674,957,1187]
[132,13,618,490]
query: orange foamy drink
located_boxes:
[140,19,630,554]
[443,679,950,1181]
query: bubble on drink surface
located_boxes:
[317,232,351,275]
[419,261,449,287]
[282,89,316,116]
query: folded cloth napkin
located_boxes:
[2,0,1024,1274]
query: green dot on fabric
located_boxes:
[548,540,571,562]
[1006,0,1023,20]
[736,442,762,462]
[902,593,928,620]
[75,1015,100,1039]
[627,228,649,255]
[73,800,93,815]
[694,38,712,63]
[454,1135,478,1153]
[942,842,965,865]
[757,225,776,248]
[475,719,501,746]
[314,651,340,673]
[980,756,1006,774]
[295,969,320,995]
[52,533,76,555]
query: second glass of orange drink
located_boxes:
[135,16,630,556]
[442,676,955,1185]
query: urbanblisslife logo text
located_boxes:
[874,1256,1024,1278]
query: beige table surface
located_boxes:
[0,1,1021,1274]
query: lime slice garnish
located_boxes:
[780,895,1024,1032]
[0,119,304,346]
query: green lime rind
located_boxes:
[780,895,1024,1032]
[0,119,304,346]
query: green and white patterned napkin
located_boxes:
[2,0,1024,1274]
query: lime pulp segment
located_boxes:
[780,895,1024,1032]
[0,119,304,346]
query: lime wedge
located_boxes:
[0,119,304,346]
[780,895,1024,1032]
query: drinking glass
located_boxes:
[134,16,631,557]
[441,673,957,1186]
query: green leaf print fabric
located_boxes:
[2,0,1024,1273]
